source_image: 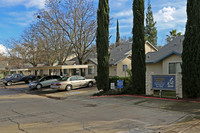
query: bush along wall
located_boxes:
[95,76,130,89]
[109,76,130,89]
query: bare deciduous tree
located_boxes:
[40,0,97,75]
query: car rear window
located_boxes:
[70,76,77,81]
[77,76,85,80]
[58,77,68,81]
[52,76,60,79]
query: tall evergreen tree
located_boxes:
[145,0,157,47]
[96,0,110,92]
[131,0,145,94]
[116,19,120,47]
[182,0,200,98]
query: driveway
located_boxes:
[0,83,200,133]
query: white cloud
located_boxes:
[110,25,132,30]
[157,6,176,22]
[0,0,46,9]
[0,44,8,56]
[110,0,129,9]
[120,18,133,24]
[112,10,132,18]
[154,5,187,31]
[25,0,46,9]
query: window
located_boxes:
[72,69,80,75]
[70,76,77,81]
[77,76,85,80]
[169,62,182,74]
[64,69,68,75]
[59,77,68,81]
[88,66,94,75]
[123,65,128,71]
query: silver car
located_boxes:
[50,76,96,91]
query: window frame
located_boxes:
[88,66,95,75]
[168,61,182,74]
[70,76,78,81]
[123,64,128,72]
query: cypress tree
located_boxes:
[116,19,120,47]
[131,0,145,94]
[145,0,157,47]
[96,0,110,92]
[182,0,200,98]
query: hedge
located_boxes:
[95,76,130,89]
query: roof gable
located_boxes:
[146,35,184,63]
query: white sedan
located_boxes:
[50,76,96,91]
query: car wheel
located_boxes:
[36,84,42,90]
[88,82,93,87]
[7,81,12,86]
[65,85,72,91]
[28,79,32,83]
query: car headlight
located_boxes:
[29,83,36,86]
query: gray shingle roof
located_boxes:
[146,35,184,63]
[87,58,98,65]
[109,42,132,65]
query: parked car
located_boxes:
[29,75,61,89]
[4,74,12,79]
[50,75,96,91]
[3,73,36,86]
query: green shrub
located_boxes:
[109,76,130,88]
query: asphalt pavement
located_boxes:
[0,83,200,133]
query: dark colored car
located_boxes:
[29,75,61,89]
[3,73,36,86]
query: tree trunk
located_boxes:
[60,69,63,76]
[49,69,52,76]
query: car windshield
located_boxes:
[58,77,68,81]
[39,77,46,82]
[6,75,12,78]
[12,74,18,78]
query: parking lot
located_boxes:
[0,83,200,133]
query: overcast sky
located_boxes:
[0,0,187,52]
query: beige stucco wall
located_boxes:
[146,54,182,75]
[162,54,182,74]
[85,61,97,78]
[145,43,157,54]
[146,61,163,74]
[109,66,117,76]
[116,57,131,77]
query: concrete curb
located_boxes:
[89,95,200,103]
